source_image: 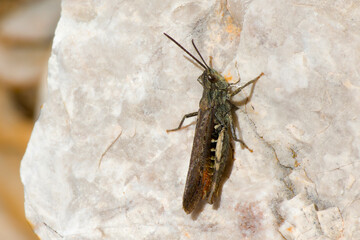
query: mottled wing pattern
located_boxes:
[182,107,214,213]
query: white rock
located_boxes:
[317,207,343,239]
[21,0,360,239]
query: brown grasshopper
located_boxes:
[164,33,263,214]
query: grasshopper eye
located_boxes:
[208,75,215,82]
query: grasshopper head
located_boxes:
[199,68,229,90]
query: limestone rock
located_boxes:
[21,0,360,239]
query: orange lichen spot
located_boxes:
[294,160,300,167]
[184,232,190,238]
[224,72,233,82]
[225,16,241,39]
[287,226,293,232]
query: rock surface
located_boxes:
[21,0,360,239]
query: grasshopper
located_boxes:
[164,33,263,214]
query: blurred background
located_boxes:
[0,0,61,239]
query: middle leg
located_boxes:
[166,111,198,132]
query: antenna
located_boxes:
[192,40,210,69]
[163,33,207,70]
